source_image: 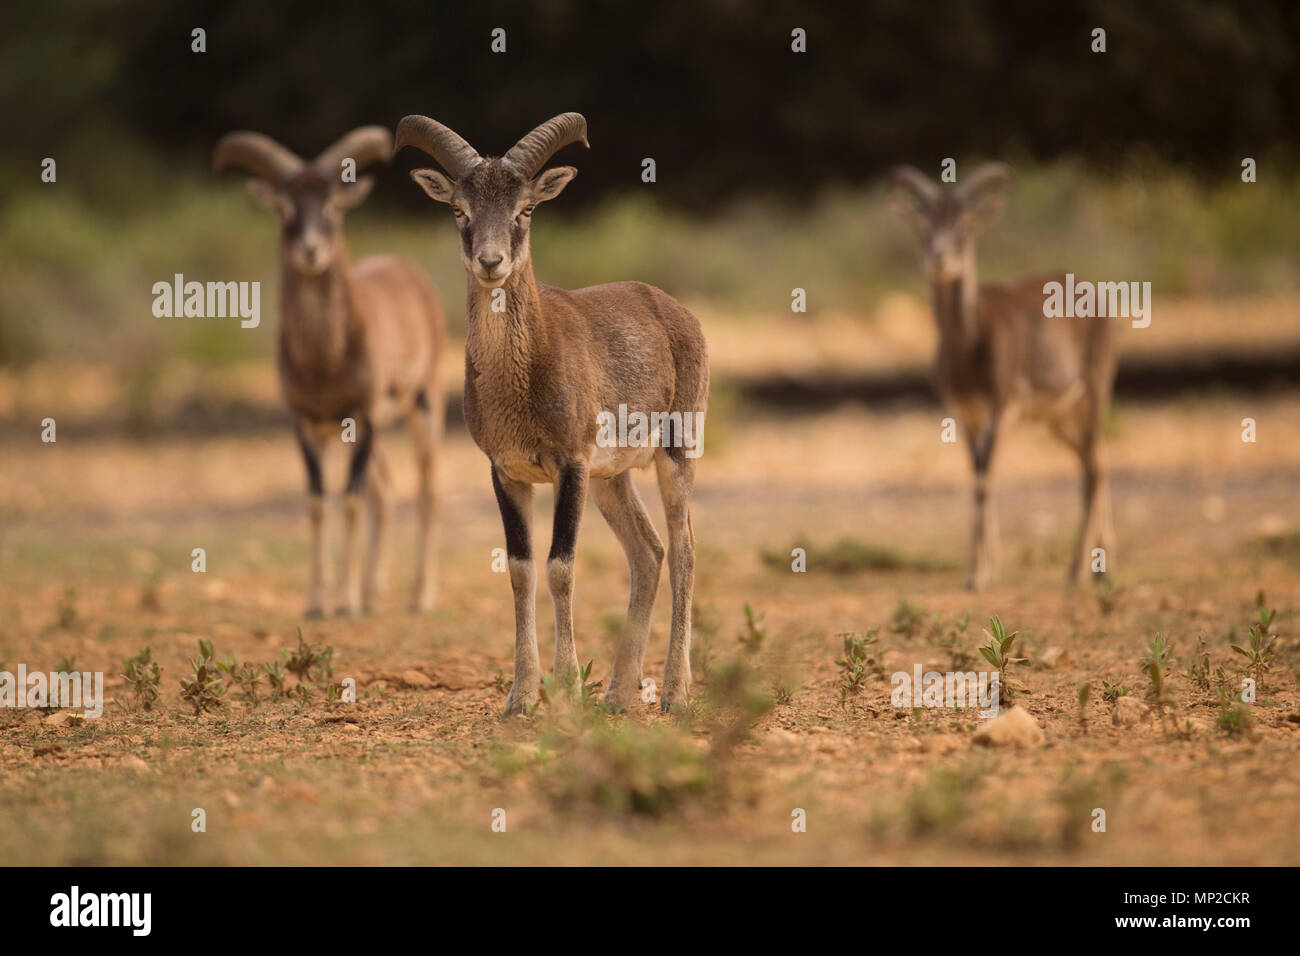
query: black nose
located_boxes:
[478,254,503,271]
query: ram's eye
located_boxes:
[451,206,466,219]
[518,205,535,221]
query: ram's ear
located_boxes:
[246,178,292,219]
[532,165,577,203]
[410,168,455,203]
[332,175,375,211]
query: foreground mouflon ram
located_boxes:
[214,127,446,617]
[395,112,709,715]
[889,163,1116,590]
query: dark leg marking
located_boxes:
[345,419,374,495]
[492,465,532,560]
[295,423,324,496]
[548,464,586,563]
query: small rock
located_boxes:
[1112,696,1148,726]
[122,755,150,773]
[401,669,434,689]
[1039,647,1071,670]
[44,711,82,727]
[972,706,1044,748]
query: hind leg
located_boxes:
[1053,403,1111,583]
[654,450,697,712]
[362,442,392,612]
[592,471,665,711]
[409,388,443,611]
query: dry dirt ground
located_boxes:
[2,373,1298,865]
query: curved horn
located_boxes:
[954,161,1015,203]
[313,125,393,181]
[212,131,303,183]
[394,116,482,180]
[888,165,940,207]
[502,112,589,179]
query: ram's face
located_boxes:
[915,197,977,283]
[411,159,577,290]
[247,171,374,276]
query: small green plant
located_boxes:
[1231,613,1278,690]
[263,660,288,698]
[835,629,879,707]
[737,603,766,655]
[1095,578,1123,615]
[1215,703,1254,737]
[579,659,603,711]
[1101,679,1131,703]
[1186,633,1211,693]
[701,657,774,768]
[284,628,334,686]
[122,647,162,712]
[1076,682,1091,729]
[771,678,796,706]
[1141,633,1176,729]
[889,599,928,640]
[1211,665,1236,705]
[56,654,78,674]
[690,602,719,680]
[220,660,263,703]
[178,638,226,716]
[978,616,1028,701]
[935,614,975,669]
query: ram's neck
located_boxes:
[464,263,548,399]
[278,245,354,372]
[932,252,980,351]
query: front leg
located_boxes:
[548,461,588,692]
[965,414,1000,592]
[295,421,328,618]
[493,466,539,716]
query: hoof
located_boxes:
[659,688,689,714]
[602,691,636,715]
[502,687,538,717]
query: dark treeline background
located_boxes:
[3,0,1298,210]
